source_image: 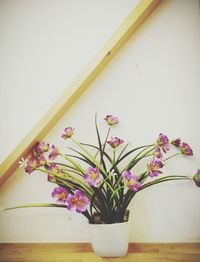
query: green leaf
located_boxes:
[4,203,67,211]
[110,145,153,172]
[95,114,107,173]
[4,203,92,222]
[141,176,189,190]
[68,147,96,167]
[62,155,85,174]
[81,143,121,176]
[71,137,108,177]
[65,153,95,167]
[115,143,129,163]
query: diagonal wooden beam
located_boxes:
[0,0,163,187]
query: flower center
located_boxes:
[128,180,136,187]
[72,196,84,207]
[90,172,98,181]
[57,192,67,201]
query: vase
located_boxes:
[88,221,129,257]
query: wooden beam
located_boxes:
[0,0,163,187]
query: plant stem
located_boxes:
[61,154,85,174]
[3,203,67,211]
[164,152,181,162]
[141,175,189,190]
[102,127,111,156]
[128,146,155,167]
[3,204,92,222]
[122,175,190,215]
[112,148,116,165]
[71,137,107,177]
[110,144,153,172]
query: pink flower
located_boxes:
[104,115,119,126]
[46,163,60,174]
[47,174,56,183]
[193,169,200,187]
[48,145,60,160]
[157,133,170,153]
[180,142,193,156]
[52,187,69,203]
[37,142,50,153]
[153,146,163,158]
[122,170,141,192]
[38,154,47,166]
[83,167,103,187]
[61,127,74,139]
[24,158,38,174]
[147,158,163,177]
[30,143,41,158]
[171,138,181,148]
[107,137,124,148]
[66,190,90,213]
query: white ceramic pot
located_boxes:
[88,221,129,257]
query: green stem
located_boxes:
[141,175,189,190]
[95,114,106,171]
[116,143,129,164]
[61,168,83,176]
[3,203,67,211]
[122,175,190,214]
[61,154,85,174]
[139,171,148,183]
[3,204,92,222]
[71,137,107,177]
[54,163,78,171]
[126,146,155,168]
[80,143,121,176]
[164,152,181,162]
[112,148,116,165]
[61,170,93,195]
[102,127,111,154]
[126,153,152,171]
[67,147,97,169]
[101,179,115,193]
[109,185,125,203]
[37,168,88,194]
[110,144,153,172]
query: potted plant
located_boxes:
[3,114,200,257]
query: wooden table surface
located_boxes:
[0,243,200,262]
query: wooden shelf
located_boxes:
[0,243,200,261]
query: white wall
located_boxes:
[0,0,200,243]
[0,0,138,164]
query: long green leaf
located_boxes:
[4,203,67,211]
[71,137,108,177]
[141,176,189,190]
[102,127,111,155]
[95,114,107,173]
[61,170,93,195]
[62,155,85,174]
[110,145,153,172]
[126,147,154,171]
[54,162,79,171]
[68,147,96,167]
[122,175,189,212]
[81,143,121,176]
[115,143,129,163]
[65,154,95,167]
[3,203,92,222]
